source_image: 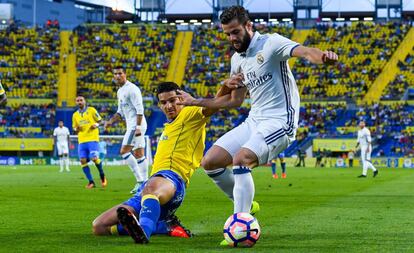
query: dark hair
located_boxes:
[220,5,250,25]
[156,82,180,98]
[113,65,125,73]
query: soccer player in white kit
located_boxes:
[356,121,378,178]
[53,120,71,172]
[105,66,148,193]
[179,6,338,217]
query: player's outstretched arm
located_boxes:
[104,113,121,129]
[177,74,246,111]
[292,46,338,65]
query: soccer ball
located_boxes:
[223,212,261,247]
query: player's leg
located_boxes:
[365,149,378,177]
[93,204,135,235]
[121,130,143,192]
[280,157,287,179]
[63,143,70,172]
[118,173,178,243]
[58,155,64,172]
[203,122,251,200]
[359,149,368,177]
[271,159,278,178]
[90,142,106,187]
[233,124,289,213]
[79,143,95,187]
[133,129,149,183]
[57,144,64,172]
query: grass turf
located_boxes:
[0,165,413,252]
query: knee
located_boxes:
[92,219,106,236]
[80,158,87,164]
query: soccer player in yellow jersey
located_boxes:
[92,80,241,243]
[0,81,7,106]
[72,96,107,189]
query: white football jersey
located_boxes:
[53,126,70,144]
[230,32,300,137]
[357,127,372,147]
[117,80,147,130]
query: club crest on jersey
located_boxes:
[256,53,264,64]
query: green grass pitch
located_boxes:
[0,165,414,252]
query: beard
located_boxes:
[231,28,251,53]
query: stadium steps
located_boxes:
[57,31,77,107]
[166,31,193,85]
[289,29,310,69]
[363,27,414,103]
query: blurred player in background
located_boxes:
[99,139,108,161]
[356,121,378,178]
[93,81,233,243]
[105,66,148,194]
[53,120,71,172]
[72,96,107,188]
[271,152,286,179]
[0,81,7,106]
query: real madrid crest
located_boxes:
[257,53,264,64]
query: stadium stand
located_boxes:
[381,47,414,100]
[294,22,410,101]
[75,24,176,98]
[183,23,294,97]
[0,24,60,98]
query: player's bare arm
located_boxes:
[292,46,338,65]
[135,114,143,136]
[104,113,122,129]
[177,74,246,110]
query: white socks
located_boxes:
[137,156,149,182]
[59,157,70,172]
[205,168,235,200]
[122,152,142,182]
[233,166,254,213]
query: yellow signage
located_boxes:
[313,139,356,152]
[0,138,53,151]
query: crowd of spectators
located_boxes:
[0,23,60,98]
[294,22,409,101]
[75,24,176,98]
[0,103,56,137]
[381,50,413,100]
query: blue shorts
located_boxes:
[78,141,99,160]
[124,170,186,221]
[278,152,285,159]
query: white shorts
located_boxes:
[57,142,69,156]
[122,128,147,149]
[214,117,294,165]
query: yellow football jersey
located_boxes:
[72,106,102,144]
[0,82,5,96]
[151,106,209,185]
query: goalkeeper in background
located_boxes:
[72,95,107,188]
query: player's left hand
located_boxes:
[322,51,338,65]
[134,128,141,137]
[176,90,196,106]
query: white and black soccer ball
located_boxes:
[223,212,261,247]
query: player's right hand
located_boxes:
[322,51,338,65]
[104,121,111,130]
[176,90,196,106]
[223,73,244,90]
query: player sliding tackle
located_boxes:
[93,80,241,243]
[178,5,338,245]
